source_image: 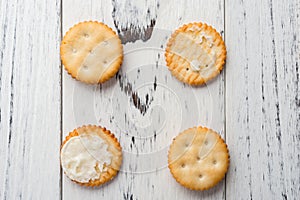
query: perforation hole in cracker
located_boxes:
[60,21,123,84]
[168,126,229,190]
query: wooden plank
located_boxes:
[225,0,300,199]
[62,0,225,199]
[0,0,61,199]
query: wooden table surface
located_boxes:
[1,0,299,199]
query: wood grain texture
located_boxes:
[0,0,61,199]
[0,0,298,199]
[62,0,225,199]
[226,0,300,199]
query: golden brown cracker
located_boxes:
[168,126,229,190]
[60,21,123,84]
[60,125,122,187]
[165,22,226,85]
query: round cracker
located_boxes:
[60,21,123,84]
[60,125,122,187]
[165,22,226,85]
[168,126,229,190]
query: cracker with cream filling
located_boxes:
[60,125,122,187]
[168,126,229,190]
[165,22,226,85]
[60,21,123,84]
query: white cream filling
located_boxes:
[61,134,112,183]
[190,60,201,71]
[198,33,213,47]
[170,33,216,76]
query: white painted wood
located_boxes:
[62,0,225,199]
[226,0,300,199]
[0,0,298,199]
[0,0,61,199]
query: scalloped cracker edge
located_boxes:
[168,126,229,190]
[165,22,226,85]
[60,125,122,187]
[60,21,123,84]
